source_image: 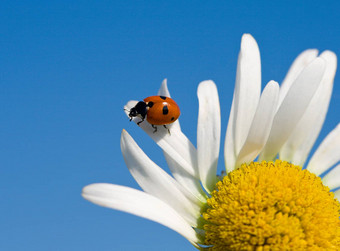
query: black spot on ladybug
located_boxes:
[147,101,154,108]
[171,117,175,121]
[162,105,169,115]
[160,96,167,100]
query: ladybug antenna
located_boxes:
[123,108,133,121]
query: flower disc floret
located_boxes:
[202,160,340,250]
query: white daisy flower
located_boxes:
[82,34,340,250]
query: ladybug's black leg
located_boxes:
[137,119,144,125]
[163,125,171,135]
[151,124,157,133]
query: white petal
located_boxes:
[322,164,340,190]
[121,130,201,225]
[233,34,262,154]
[163,151,207,202]
[236,81,279,167]
[333,189,340,202]
[82,184,199,246]
[197,80,221,192]
[157,79,181,132]
[307,124,340,176]
[280,51,337,166]
[259,57,326,161]
[278,49,319,107]
[158,78,171,97]
[224,98,237,172]
[225,34,261,172]
[157,80,196,196]
[123,104,198,178]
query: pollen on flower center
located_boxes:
[201,160,340,250]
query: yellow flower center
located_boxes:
[201,160,340,250]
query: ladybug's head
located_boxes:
[128,101,147,121]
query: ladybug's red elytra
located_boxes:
[128,95,180,133]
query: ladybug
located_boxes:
[128,95,180,133]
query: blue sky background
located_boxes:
[1,1,340,250]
